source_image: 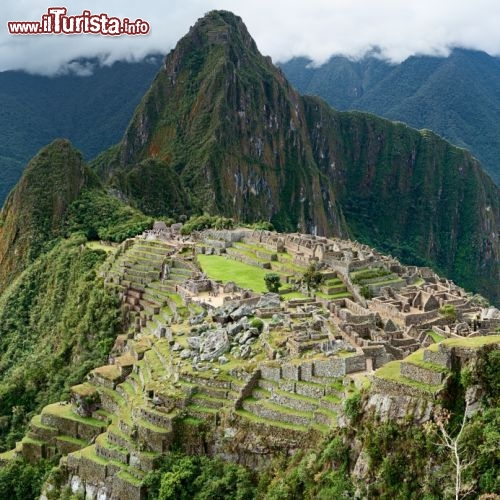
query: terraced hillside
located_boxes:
[1,227,498,499]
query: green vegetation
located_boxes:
[405,349,449,373]
[350,267,391,284]
[440,335,500,349]
[344,392,362,422]
[280,291,307,300]
[234,409,308,432]
[0,457,55,500]
[264,273,282,293]
[359,340,499,497]
[247,221,274,231]
[105,11,347,237]
[180,214,234,235]
[3,13,499,305]
[66,189,153,242]
[144,452,256,499]
[0,10,499,498]
[302,264,324,292]
[0,139,92,288]
[428,330,446,343]
[375,361,443,393]
[85,241,115,252]
[0,234,121,451]
[258,433,354,499]
[42,404,105,428]
[281,50,500,186]
[197,254,270,292]
[249,318,264,333]
[474,345,500,406]
[0,57,161,207]
[439,304,457,320]
[360,421,443,498]
[316,291,352,300]
[304,96,499,305]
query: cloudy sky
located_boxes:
[2,0,500,74]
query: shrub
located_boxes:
[344,392,362,422]
[66,189,152,242]
[250,318,264,333]
[180,214,233,235]
[439,304,457,320]
[264,273,282,293]
[302,264,324,291]
[360,285,373,299]
[249,221,275,231]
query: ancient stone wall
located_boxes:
[234,369,261,410]
[404,310,439,326]
[344,355,367,373]
[313,358,346,378]
[112,475,146,500]
[259,364,281,382]
[400,363,446,385]
[372,376,441,400]
[281,364,301,380]
[343,298,370,316]
[369,299,406,324]
[423,346,451,368]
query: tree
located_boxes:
[432,403,474,500]
[302,264,324,292]
[360,285,373,299]
[264,273,282,293]
[439,304,457,321]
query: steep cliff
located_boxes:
[304,98,500,304]
[281,49,500,186]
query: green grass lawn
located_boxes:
[281,291,307,300]
[197,254,270,292]
[441,335,500,349]
[375,361,442,393]
[316,291,352,300]
[85,241,116,252]
[428,330,446,343]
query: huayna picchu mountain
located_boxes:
[98,11,347,238]
[95,10,499,304]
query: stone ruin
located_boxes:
[8,228,497,500]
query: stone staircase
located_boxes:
[60,334,183,498]
[105,238,199,336]
[181,372,244,423]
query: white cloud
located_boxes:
[2,0,500,74]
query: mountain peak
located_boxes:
[185,10,257,51]
[158,9,264,87]
[115,10,344,236]
[0,139,91,287]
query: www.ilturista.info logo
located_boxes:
[7,7,150,35]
